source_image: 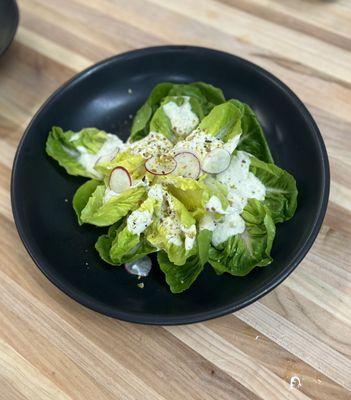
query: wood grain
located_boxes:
[0,1,350,399]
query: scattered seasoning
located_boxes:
[128,88,133,94]
[85,262,89,266]
[64,198,68,203]
[128,114,133,119]
[137,282,144,289]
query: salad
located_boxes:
[46,82,297,293]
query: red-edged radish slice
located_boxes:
[173,152,201,179]
[202,148,230,174]
[145,155,176,176]
[109,167,131,193]
[94,152,117,168]
[125,256,152,276]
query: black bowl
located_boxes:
[11,46,329,325]
[0,0,19,57]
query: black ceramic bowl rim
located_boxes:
[0,0,19,57]
[11,46,330,325]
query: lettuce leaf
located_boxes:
[46,127,90,177]
[95,222,155,265]
[197,101,242,141]
[149,96,204,140]
[130,83,174,142]
[79,184,146,226]
[109,196,158,263]
[130,82,226,142]
[250,157,298,223]
[160,176,211,220]
[209,199,275,276]
[230,100,274,164]
[157,229,212,293]
[95,222,123,265]
[46,126,122,178]
[95,150,145,184]
[190,82,226,110]
[73,179,101,225]
[146,194,196,265]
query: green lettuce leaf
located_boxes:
[146,194,196,265]
[209,199,276,276]
[130,83,174,142]
[73,179,101,225]
[160,176,211,220]
[80,184,146,226]
[168,82,225,115]
[149,96,204,140]
[157,229,212,293]
[95,222,123,265]
[201,176,229,211]
[190,82,226,110]
[250,157,297,223]
[130,82,226,142]
[197,101,242,141]
[168,83,206,103]
[95,222,155,265]
[95,150,145,184]
[230,100,274,164]
[109,196,158,263]
[46,126,120,178]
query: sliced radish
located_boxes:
[173,151,201,179]
[202,148,230,174]
[94,152,117,168]
[145,155,176,176]
[125,256,152,277]
[109,166,131,193]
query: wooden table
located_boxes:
[1,1,350,399]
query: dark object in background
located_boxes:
[11,46,329,325]
[0,0,19,57]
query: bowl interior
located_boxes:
[12,47,328,324]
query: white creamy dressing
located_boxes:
[148,184,164,202]
[173,130,241,161]
[199,214,217,232]
[205,195,227,214]
[159,193,197,251]
[129,131,173,158]
[217,151,266,207]
[164,220,196,250]
[103,187,119,204]
[76,134,123,178]
[163,96,199,136]
[163,216,183,246]
[173,130,222,159]
[212,213,246,246]
[223,134,241,154]
[127,210,153,235]
[203,151,266,246]
[182,224,197,251]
